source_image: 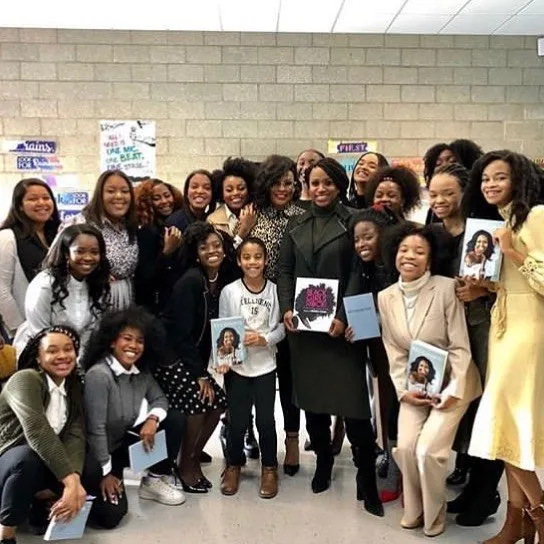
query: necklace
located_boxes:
[208,273,219,284]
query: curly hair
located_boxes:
[382,222,453,280]
[409,356,437,385]
[1,178,60,239]
[430,163,470,192]
[253,155,298,210]
[365,166,421,215]
[217,327,240,351]
[348,152,389,201]
[135,178,183,227]
[80,306,167,373]
[462,150,544,230]
[423,143,449,187]
[466,229,495,260]
[294,282,336,323]
[83,170,138,242]
[349,204,401,233]
[215,157,258,204]
[42,224,111,316]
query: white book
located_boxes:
[43,498,94,541]
[406,340,448,398]
[292,278,339,333]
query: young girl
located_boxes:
[218,237,284,499]
[13,224,110,357]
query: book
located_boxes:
[406,340,448,398]
[343,293,380,341]
[43,497,94,541]
[210,316,247,368]
[459,218,505,282]
[128,429,167,473]
[292,278,339,333]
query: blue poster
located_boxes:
[17,155,62,171]
[5,139,56,154]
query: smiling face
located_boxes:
[296,150,322,180]
[102,174,131,221]
[187,173,212,214]
[68,233,101,280]
[395,234,431,282]
[270,171,295,210]
[474,234,489,255]
[223,176,248,213]
[151,183,175,218]
[417,360,430,377]
[373,181,403,214]
[20,184,54,225]
[354,221,380,263]
[223,330,234,348]
[111,326,144,369]
[481,159,513,208]
[197,233,225,274]
[308,167,340,208]
[238,242,266,280]
[353,153,380,192]
[435,148,457,172]
[38,332,77,384]
[428,173,463,220]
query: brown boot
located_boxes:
[525,496,544,543]
[283,432,300,476]
[483,501,535,544]
[259,466,278,499]
[220,466,241,496]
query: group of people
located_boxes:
[0,140,542,544]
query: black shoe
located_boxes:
[244,427,260,460]
[181,478,209,493]
[0,539,16,544]
[354,448,384,518]
[456,492,501,527]
[28,498,50,535]
[198,476,213,489]
[199,451,212,464]
[447,488,472,514]
[311,453,333,494]
[446,467,468,486]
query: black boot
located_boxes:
[354,446,384,517]
[446,452,469,486]
[311,450,334,494]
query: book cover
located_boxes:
[43,498,94,541]
[128,429,167,473]
[343,293,380,341]
[292,278,339,333]
[406,340,448,398]
[210,316,247,368]
[459,218,505,282]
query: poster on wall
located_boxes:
[327,140,379,179]
[16,155,64,172]
[2,139,57,154]
[99,120,156,180]
[56,190,89,221]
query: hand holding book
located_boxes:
[50,474,87,522]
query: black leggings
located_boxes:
[276,339,300,433]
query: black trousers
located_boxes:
[225,370,277,467]
[276,338,300,433]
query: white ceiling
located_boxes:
[0,0,543,35]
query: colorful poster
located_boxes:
[2,139,57,154]
[327,140,377,155]
[56,189,89,222]
[100,120,156,179]
[16,155,63,172]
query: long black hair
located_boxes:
[348,151,389,201]
[182,169,218,220]
[80,306,166,373]
[1,178,60,239]
[43,224,111,316]
[466,229,495,260]
[462,150,544,230]
[409,356,436,384]
[308,157,350,204]
[217,327,240,351]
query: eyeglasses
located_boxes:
[272,180,295,189]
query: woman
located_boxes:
[295,148,325,206]
[463,230,496,280]
[463,150,544,543]
[0,179,60,337]
[0,326,87,542]
[365,166,422,220]
[61,170,138,310]
[159,222,232,493]
[377,222,482,537]
[166,169,216,233]
[82,307,185,528]
[277,157,383,517]
[13,224,110,357]
[207,157,257,242]
[347,152,389,210]
[428,162,504,526]
[134,178,183,314]
[407,357,436,393]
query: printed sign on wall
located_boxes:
[16,155,63,172]
[2,139,57,154]
[56,190,89,222]
[100,120,156,179]
[327,140,378,155]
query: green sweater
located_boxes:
[0,369,85,481]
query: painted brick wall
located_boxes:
[1,28,543,194]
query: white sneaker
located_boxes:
[160,474,183,491]
[139,475,186,505]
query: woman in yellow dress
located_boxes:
[463,150,544,543]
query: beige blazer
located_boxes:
[377,275,482,404]
[206,204,234,237]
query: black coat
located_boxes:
[277,202,370,419]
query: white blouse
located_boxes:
[45,374,68,435]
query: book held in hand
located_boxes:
[343,293,380,341]
[459,218,505,282]
[43,497,94,541]
[210,316,247,368]
[293,278,339,333]
[128,429,167,473]
[406,340,448,398]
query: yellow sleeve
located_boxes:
[0,346,17,380]
[519,205,544,296]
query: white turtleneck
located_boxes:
[398,271,431,333]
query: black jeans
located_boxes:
[225,370,277,467]
[84,408,185,530]
[276,339,300,433]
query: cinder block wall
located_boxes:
[1,28,543,193]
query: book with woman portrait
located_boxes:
[459,218,505,281]
[406,340,448,398]
[210,317,247,368]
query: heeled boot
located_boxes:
[311,448,334,494]
[525,493,544,544]
[283,432,300,476]
[353,446,384,517]
[483,502,536,544]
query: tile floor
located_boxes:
[22,403,540,544]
